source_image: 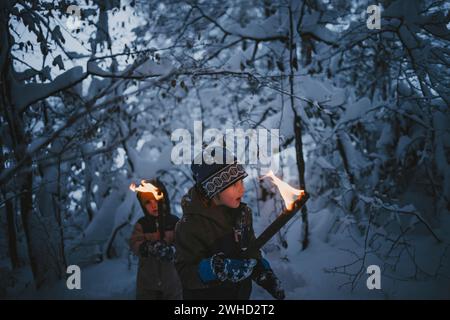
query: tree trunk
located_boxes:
[289,6,309,250]
[5,198,20,269]
[0,128,19,270]
[56,156,68,270]
[294,114,309,249]
[19,170,44,287]
[1,3,20,271]
[1,5,65,288]
[20,157,67,289]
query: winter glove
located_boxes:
[139,240,176,262]
[252,258,285,300]
[198,252,257,283]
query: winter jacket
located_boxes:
[130,214,182,299]
[174,187,262,300]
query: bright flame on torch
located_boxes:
[262,170,305,211]
[129,180,164,200]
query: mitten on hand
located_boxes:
[198,252,257,283]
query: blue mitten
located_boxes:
[198,252,257,283]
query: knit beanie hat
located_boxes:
[191,146,248,200]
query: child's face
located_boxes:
[214,179,245,208]
[145,199,159,216]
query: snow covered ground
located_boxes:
[4,207,449,300]
[4,258,136,299]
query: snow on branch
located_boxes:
[13,66,87,113]
[192,4,288,42]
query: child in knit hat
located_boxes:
[174,146,285,300]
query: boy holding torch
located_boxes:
[174,147,285,300]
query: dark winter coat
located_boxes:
[174,187,262,300]
[130,214,182,299]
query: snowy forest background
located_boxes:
[1,0,449,299]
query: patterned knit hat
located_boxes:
[191,146,248,200]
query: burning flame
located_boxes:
[262,170,305,211]
[129,180,164,200]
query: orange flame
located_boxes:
[129,180,164,200]
[262,170,305,211]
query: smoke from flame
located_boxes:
[262,170,305,211]
[129,180,164,200]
